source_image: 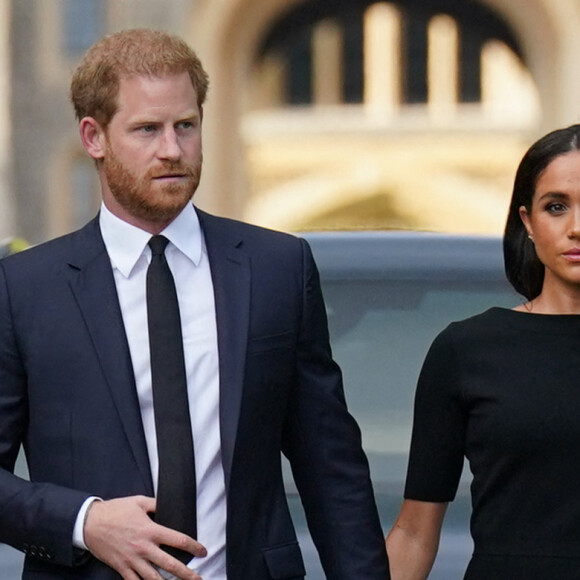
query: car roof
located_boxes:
[301,231,506,283]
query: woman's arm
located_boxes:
[385,499,448,580]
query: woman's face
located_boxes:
[520,150,580,294]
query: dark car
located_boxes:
[288,231,520,579]
[0,231,519,578]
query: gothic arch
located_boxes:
[189,0,580,219]
[482,0,580,129]
[189,0,309,216]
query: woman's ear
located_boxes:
[78,117,106,160]
[519,205,533,239]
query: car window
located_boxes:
[325,279,518,481]
[286,240,521,579]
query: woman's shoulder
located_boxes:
[450,306,580,337]
[437,307,580,357]
[441,307,513,339]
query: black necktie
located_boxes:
[146,235,197,561]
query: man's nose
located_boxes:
[157,129,181,161]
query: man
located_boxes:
[0,29,390,580]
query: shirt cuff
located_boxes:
[73,496,102,550]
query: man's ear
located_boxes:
[79,117,106,160]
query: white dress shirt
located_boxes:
[77,202,227,578]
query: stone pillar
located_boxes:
[364,2,401,119]
[481,39,540,125]
[428,14,459,122]
[252,53,287,109]
[312,19,343,105]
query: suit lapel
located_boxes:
[198,210,250,490]
[65,219,153,494]
[64,212,250,494]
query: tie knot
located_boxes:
[148,235,169,257]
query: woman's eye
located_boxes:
[546,202,566,214]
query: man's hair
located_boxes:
[70,28,209,128]
[504,124,580,300]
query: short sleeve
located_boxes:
[404,325,466,502]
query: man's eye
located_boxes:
[178,120,195,130]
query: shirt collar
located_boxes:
[99,202,202,278]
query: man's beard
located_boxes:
[103,147,202,226]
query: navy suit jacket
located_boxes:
[0,209,389,579]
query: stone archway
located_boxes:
[482,0,580,131]
[189,0,579,220]
[189,0,308,217]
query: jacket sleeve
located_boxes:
[0,263,90,567]
[281,238,390,579]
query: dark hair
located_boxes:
[70,29,209,128]
[504,124,580,300]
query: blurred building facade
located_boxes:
[4,0,580,243]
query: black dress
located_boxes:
[404,308,580,579]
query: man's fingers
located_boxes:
[149,539,206,578]
[83,495,206,580]
[160,532,207,558]
[131,559,168,580]
[136,495,157,514]
[152,557,203,580]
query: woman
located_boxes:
[386,124,580,579]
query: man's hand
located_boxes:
[84,495,206,580]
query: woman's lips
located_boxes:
[563,248,580,262]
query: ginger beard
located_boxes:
[102,138,202,225]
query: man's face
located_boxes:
[100,72,203,232]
